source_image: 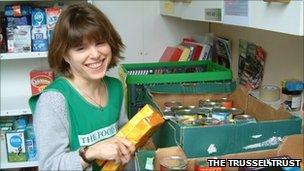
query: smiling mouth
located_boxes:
[85,58,106,70]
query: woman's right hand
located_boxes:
[85,137,135,164]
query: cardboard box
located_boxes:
[30,70,54,95]
[5,130,27,162]
[148,86,302,158]
[97,104,165,171]
[187,134,304,171]
[6,25,31,53]
[135,134,303,171]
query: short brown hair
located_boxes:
[48,3,125,77]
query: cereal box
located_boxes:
[32,26,48,52]
[6,130,27,162]
[6,25,31,53]
[45,7,61,43]
[30,70,54,95]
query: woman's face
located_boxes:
[66,40,112,81]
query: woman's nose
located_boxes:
[89,46,100,58]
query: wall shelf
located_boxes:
[0,52,48,60]
[0,160,38,169]
[1,95,32,116]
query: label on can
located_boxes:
[234,114,256,124]
[164,101,183,110]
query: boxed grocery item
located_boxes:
[6,16,31,27]
[6,25,31,53]
[4,4,32,17]
[96,104,165,171]
[30,70,55,95]
[31,26,48,52]
[147,86,302,158]
[31,8,46,27]
[31,8,48,52]
[45,7,61,43]
[5,130,27,162]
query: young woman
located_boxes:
[29,3,135,170]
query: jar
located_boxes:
[160,155,187,171]
[282,88,302,111]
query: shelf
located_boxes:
[0,52,48,60]
[1,95,32,116]
[0,160,38,169]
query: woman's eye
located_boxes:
[75,46,85,51]
[96,42,106,46]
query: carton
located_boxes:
[5,130,27,162]
[31,8,48,52]
[96,104,165,171]
[29,70,54,95]
[148,86,302,158]
[135,134,303,171]
[6,25,31,53]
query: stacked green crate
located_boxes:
[118,60,235,119]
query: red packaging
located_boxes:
[30,70,54,95]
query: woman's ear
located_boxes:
[63,56,70,64]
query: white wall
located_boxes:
[92,1,208,77]
[211,23,304,86]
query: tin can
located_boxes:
[164,101,183,110]
[234,114,256,124]
[199,99,221,110]
[163,108,174,115]
[160,155,187,171]
[175,106,197,116]
[171,105,184,113]
[195,159,223,171]
[204,117,221,126]
[211,108,232,123]
[163,108,175,120]
[219,97,233,109]
[175,107,200,125]
[177,116,198,125]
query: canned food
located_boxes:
[234,114,256,124]
[163,108,175,120]
[171,105,184,113]
[164,101,183,110]
[230,108,244,116]
[199,99,221,110]
[197,108,210,116]
[175,107,197,116]
[178,116,198,125]
[160,155,187,171]
[204,117,221,126]
[219,97,233,109]
[195,159,223,171]
[211,108,232,123]
[163,108,174,116]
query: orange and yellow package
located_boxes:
[96,104,164,171]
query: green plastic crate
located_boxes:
[119,60,233,85]
[118,61,234,118]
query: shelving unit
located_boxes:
[0,52,48,60]
[0,0,84,169]
[0,161,38,169]
[1,95,32,116]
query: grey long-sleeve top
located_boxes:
[33,91,128,170]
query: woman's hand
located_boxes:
[85,137,136,164]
